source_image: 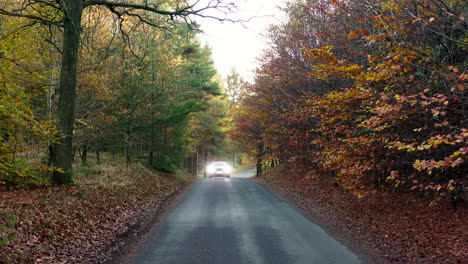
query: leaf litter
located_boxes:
[0,162,189,264]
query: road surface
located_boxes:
[133,169,363,264]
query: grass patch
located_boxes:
[174,170,193,183]
[4,213,18,229]
[0,212,18,249]
[74,166,103,177]
[0,211,18,229]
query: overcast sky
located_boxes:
[197,0,288,82]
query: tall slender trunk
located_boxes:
[195,152,198,176]
[51,0,83,184]
[204,147,208,177]
[125,125,131,168]
[81,142,88,165]
[256,142,264,177]
[96,145,100,165]
[148,143,154,166]
[162,126,167,153]
[148,106,155,166]
[46,53,59,167]
[187,156,192,175]
[191,154,196,176]
[148,63,156,167]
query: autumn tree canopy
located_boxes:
[0,0,236,184]
[0,0,233,187]
[233,0,467,201]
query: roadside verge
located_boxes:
[256,167,467,264]
[0,162,193,264]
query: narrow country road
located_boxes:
[133,169,363,264]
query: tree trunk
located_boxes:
[81,142,88,165]
[51,0,83,184]
[125,127,131,168]
[148,148,154,167]
[204,147,208,177]
[187,156,192,175]
[195,152,199,176]
[72,146,78,162]
[162,126,167,153]
[148,63,156,167]
[191,154,196,176]
[47,144,53,167]
[96,145,100,165]
[148,109,155,167]
[233,152,237,167]
[256,142,264,177]
[46,54,59,167]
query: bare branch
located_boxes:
[0,8,62,26]
[84,0,199,15]
[84,0,241,23]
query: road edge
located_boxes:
[99,179,196,264]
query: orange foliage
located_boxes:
[236,0,467,201]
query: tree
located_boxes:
[0,16,57,188]
[0,0,236,183]
[231,93,267,176]
[225,68,248,106]
[236,0,467,200]
[223,69,249,166]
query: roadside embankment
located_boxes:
[0,157,191,264]
[257,166,467,264]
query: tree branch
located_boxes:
[0,8,62,26]
[84,0,239,22]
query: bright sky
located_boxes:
[197,0,288,82]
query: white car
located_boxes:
[206,161,232,178]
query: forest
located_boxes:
[0,0,466,263]
[234,0,466,204]
[0,0,243,189]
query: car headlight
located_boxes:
[207,165,215,173]
[224,165,232,173]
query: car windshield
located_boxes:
[211,161,227,167]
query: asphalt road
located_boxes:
[134,170,363,264]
